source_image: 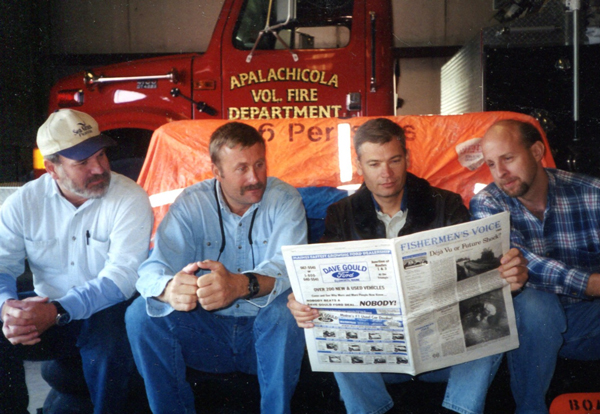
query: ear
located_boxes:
[530,141,545,162]
[44,160,59,180]
[355,157,364,177]
[211,163,222,181]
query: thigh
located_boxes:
[560,299,600,360]
[170,307,253,374]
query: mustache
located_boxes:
[241,182,265,194]
[86,171,110,186]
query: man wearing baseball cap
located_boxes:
[0,109,153,413]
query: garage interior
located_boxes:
[1,0,600,413]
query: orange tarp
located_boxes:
[138,112,555,233]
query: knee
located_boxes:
[125,296,151,337]
[514,289,566,335]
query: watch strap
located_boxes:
[243,272,260,300]
[51,301,71,326]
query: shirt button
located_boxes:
[237,268,242,272]
[272,290,277,295]
[239,223,243,227]
[207,242,211,247]
[236,304,240,308]
[72,236,76,241]
[70,262,74,266]
[263,240,267,244]
[238,246,242,249]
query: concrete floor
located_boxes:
[25,361,51,414]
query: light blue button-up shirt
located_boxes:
[137,177,308,317]
[0,172,153,320]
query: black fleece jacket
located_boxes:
[321,173,470,242]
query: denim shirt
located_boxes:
[0,173,153,320]
[470,168,600,304]
[137,177,308,317]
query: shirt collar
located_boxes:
[371,189,407,214]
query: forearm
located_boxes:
[0,273,18,322]
[57,278,126,320]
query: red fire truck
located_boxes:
[45,0,395,169]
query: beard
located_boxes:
[500,180,530,198]
[61,171,111,199]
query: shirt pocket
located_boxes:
[252,236,270,264]
[87,237,110,276]
[24,238,61,271]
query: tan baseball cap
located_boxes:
[37,109,116,161]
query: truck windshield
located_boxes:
[233,0,353,50]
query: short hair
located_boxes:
[353,118,406,157]
[491,119,543,148]
[44,153,61,165]
[209,122,265,165]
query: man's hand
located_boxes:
[499,248,528,291]
[2,297,55,345]
[157,262,201,311]
[585,273,600,297]
[196,260,247,311]
[287,292,319,328]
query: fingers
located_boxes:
[161,272,199,311]
[287,295,319,328]
[22,296,49,303]
[181,262,201,275]
[196,272,235,311]
[2,323,40,345]
[196,260,223,273]
[498,248,528,291]
[500,248,527,270]
[2,301,35,323]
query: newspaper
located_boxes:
[282,212,519,375]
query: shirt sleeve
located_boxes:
[0,191,27,313]
[135,201,196,317]
[470,191,592,299]
[246,186,307,307]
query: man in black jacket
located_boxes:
[288,118,527,414]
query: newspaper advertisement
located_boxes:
[282,212,519,375]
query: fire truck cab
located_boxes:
[48,0,395,169]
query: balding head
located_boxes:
[481,119,547,200]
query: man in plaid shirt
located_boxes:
[468,119,600,413]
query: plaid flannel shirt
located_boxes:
[470,169,600,304]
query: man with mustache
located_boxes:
[457,119,600,413]
[0,109,153,413]
[126,122,308,414]
[287,118,528,414]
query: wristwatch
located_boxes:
[243,272,260,299]
[51,301,71,326]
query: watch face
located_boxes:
[57,312,71,326]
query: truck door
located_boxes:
[220,0,372,120]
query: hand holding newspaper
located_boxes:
[282,212,518,375]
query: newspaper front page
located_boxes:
[282,212,519,375]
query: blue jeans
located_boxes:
[443,289,600,414]
[0,297,135,414]
[443,353,504,414]
[334,369,450,414]
[509,289,600,413]
[125,289,304,414]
